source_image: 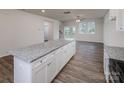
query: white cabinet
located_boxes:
[65,44,72,62]
[14,41,76,83]
[109,9,124,31]
[69,42,76,57]
[14,57,32,83]
[116,10,124,31]
[32,55,48,83]
[32,65,47,83]
[47,56,56,82]
[55,48,64,73]
[104,49,110,83]
[62,45,69,65]
[33,51,57,83]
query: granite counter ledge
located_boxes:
[9,39,74,63]
[104,45,124,61]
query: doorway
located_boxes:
[43,21,53,42]
[64,26,76,40]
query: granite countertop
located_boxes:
[105,45,124,61]
[10,39,74,63]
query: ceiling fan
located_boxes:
[75,16,86,23]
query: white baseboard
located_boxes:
[76,40,103,44]
[0,52,10,58]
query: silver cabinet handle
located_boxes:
[40,60,42,63]
[47,62,52,66]
[120,27,122,30]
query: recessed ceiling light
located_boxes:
[41,10,45,13]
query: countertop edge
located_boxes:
[11,40,75,63]
[104,45,124,61]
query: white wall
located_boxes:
[53,21,59,40]
[0,9,59,57]
[63,18,103,43]
[103,11,124,47]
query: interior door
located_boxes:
[43,21,53,42]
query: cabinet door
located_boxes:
[109,9,118,20]
[68,42,74,59]
[55,48,63,73]
[47,58,56,83]
[32,65,47,83]
[72,41,76,55]
[116,10,124,31]
[64,42,75,63]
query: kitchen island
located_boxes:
[10,39,76,83]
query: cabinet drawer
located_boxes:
[32,58,46,70]
[32,51,56,70]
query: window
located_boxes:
[79,21,95,34]
[64,26,76,40]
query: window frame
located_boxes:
[78,21,96,34]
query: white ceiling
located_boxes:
[22,9,108,22]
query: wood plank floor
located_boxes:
[0,55,13,83]
[53,41,105,83]
[0,41,105,83]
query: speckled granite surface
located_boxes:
[105,45,124,61]
[9,39,74,63]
